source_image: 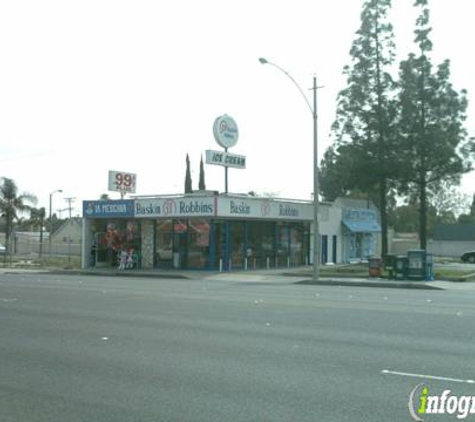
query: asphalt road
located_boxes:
[1,273,475,421]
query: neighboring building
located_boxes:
[12,231,47,255]
[0,218,83,257]
[82,193,382,269]
[428,224,475,258]
[388,230,419,256]
[333,198,382,262]
[51,217,83,256]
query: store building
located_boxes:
[82,193,381,270]
[334,198,382,262]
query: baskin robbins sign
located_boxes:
[217,197,313,221]
[134,196,216,218]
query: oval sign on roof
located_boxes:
[213,114,239,149]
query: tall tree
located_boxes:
[331,0,398,255]
[397,0,472,249]
[0,178,37,262]
[198,155,206,191]
[319,146,351,202]
[470,194,475,217]
[184,154,193,194]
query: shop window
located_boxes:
[92,220,141,268]
[187,219,210,269]
[156,220,173,267]
[290,224,305,266]
[230,222,245,269]
[247,221,275,269]
[276,223,290,267]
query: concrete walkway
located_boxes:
[2,265,473,290]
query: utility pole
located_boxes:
[64,197,76,219]
[64,198,76,268]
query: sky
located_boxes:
[0,0,474,217]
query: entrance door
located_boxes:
[94,232,112,267]
[321,235,328,264]
[173,220,188,269]
[332,235,337,263]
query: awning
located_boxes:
[342,219,381,233]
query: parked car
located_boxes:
[461,250,475,263]
[0,243,5,255]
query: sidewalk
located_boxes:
[1,265,467,290]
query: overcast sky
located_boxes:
[0,0,473,216]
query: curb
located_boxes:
[43,269,191,280]
[296,279,444,290]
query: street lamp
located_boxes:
[49,189,63,257]
[259,57,320,281]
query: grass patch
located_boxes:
[0,256,81,270]
[434,267,475,282]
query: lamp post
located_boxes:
[259,57,320,281]
[49,189,62,257]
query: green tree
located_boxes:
[430,181,468,221]
[397,0,473,249]
[184,154,193,194]
[198,155,206,191]
[331,0,398,255]
[0,178,37,261]
[470,194,475,217]
[319,146,351,202]
[457,194,475,224]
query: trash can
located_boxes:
[395,256,408,280]
[407,250,426,280]
[383,254,396,280]
[368,257,382,277]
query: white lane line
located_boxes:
[381,369,475,384]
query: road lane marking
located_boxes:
[381,369,475,384]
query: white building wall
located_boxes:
[427,240,475,258]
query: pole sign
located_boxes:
[213,114,239,149]
[108,170,137,194]
[205,149,246,169]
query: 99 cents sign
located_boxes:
[108,170,137,194]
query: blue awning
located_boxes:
[342,219,381,233]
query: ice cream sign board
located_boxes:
[205,150,246,169]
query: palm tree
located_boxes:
[30,207,46,257]
[0,178,37,263]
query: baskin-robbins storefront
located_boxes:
[82,193,314,271]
